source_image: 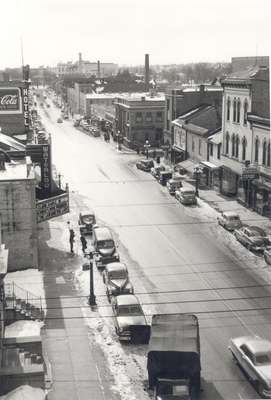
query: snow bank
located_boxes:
[0,385,46,400]
[5,320,44,338]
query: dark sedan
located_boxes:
[136,159,154,172]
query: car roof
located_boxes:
[116,294,140,306]
[93,226,113,240]
[142,159,153,164]
[80,211,95,217]
[244,337,271,355]
[181,187,195,193]
[106,262,127,272]
[223,211,240,218]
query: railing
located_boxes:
[5,282,43,314]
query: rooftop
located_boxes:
[0,160,34,181]
[115,92,165,102]
[222,65,269,85]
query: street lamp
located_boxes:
[144,140,151,159]
[116,130,122,151]
[193,166,203,197]
[82,251,96,306]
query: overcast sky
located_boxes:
[0,0,270,69]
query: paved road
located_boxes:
[38,98,271,399]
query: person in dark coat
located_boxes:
[69,229,75,253]
[80,235,87,254]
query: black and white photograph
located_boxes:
[0,0,270,399]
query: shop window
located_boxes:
[255,137,259,163]
[242,137,247,161]
[237,99,241,123]
[233,98,237,122]
[225,131,230,154]
[156,111,163,122]
[227,98,231,121]
[235,136,240,158]
[146,112,153,122]
[244,99,248,125]
[135,112,143,123]
[267,143,271,167]
[231,134,235,157]
[198,139,202,155]
[218,143,221,159]
[263,140,267,165]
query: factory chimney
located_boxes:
[97,60,101,78]
[144,54,150,92]
[78,52,82,72]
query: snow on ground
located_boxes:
[4,269,46,312]
[5,320,44,338]
[0,385,46,400]
[75,268,151,400]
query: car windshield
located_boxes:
[183,191,195,196]
[81,215,94,224]
[228,215,240,221]
[255,353,271,365]
[118,305,142,316]
[97,240,114,249]
[110,270,127,279]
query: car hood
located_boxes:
[110,279,129,289]
[117,315,146,329]
[256,365,271,384]
[99,248,115,256]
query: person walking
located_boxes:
[80,235,87,254]
[69,229,75,253]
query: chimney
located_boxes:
[145,54,150,92]
[78,53,82,72]
[97,60,101,78]
[79,52,82,63]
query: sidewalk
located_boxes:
[37,218,118,400]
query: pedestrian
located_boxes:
[80,235,87,254]
[69,229,75,253]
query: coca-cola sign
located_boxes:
[0,88,21,113]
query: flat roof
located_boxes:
[116,92,165,101]
[0,161,34,181]
[116,294,139,306]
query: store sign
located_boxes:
[36,192,69,223]
[22,87,29,127]
[41,144,52,194]
[0,88,21,114]
[242,166,259,180]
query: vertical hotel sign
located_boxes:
[22,87,29,128]
[41,144,52,195]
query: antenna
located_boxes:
[20,36,24,67]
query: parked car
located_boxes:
[234,225,270,251]
[92,226,120,268]
[151,165,166,179]
[264,247,271,265]
[166,175,183,195]
[175,187,197,205]
[159,171,173,186]
[111,294,150,343]
[217,211,242,231]
[229,335,271,398]
[78,211,96,235]
[89,127,100,137]
[63,114,69,120]
[102,262,134,301]
[57,117,63,123]
[136,159,155,172]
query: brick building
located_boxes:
[114,93,165,149]
[231,56,269,73]
[0,157,38,271]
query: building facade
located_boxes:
[0,157,38,271]
[114,93,165,149]
[220,66,270,215]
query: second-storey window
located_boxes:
[242,137,247,161]
[225,131,230,154]
[227,97,231,121]
[233,98,237,122]
[255,137,259,163]
[135,112,143,123]
[237,99,241,123]
[244,99,248,125]
[146,112,152,122]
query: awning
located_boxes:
[177,159,198,174]
[200,161,219,170]
[172,144,185,153]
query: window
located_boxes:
[263,140,267,165]
[242,137,247,161]
[218,143,221,159]
[135,112,143,122]
[267,143,271,167]
[255,137,259,163]
[156,111,163,122]
[199,139,202,155]
[146,112,152,122]
[237,99,241,123]
[233,98,237,122]
[244,99,248,125]
[231,134,235,156]
[227,97,231,121]
[235,135,240,158]
[209,143,213,157]
[240,345,253,363]
[192,139,195,152]
[225,131,230,154]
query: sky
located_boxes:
[0,0,270,69]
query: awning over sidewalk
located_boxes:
[200,161,219,170]
[177,159,198,174]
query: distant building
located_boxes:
[114,92,165,148]
[231,56,269,73]
[57,53,118,77]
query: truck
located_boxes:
[147,314,201,400]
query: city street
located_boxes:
[39,100,271,400]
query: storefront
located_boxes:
[221,166,239,196]
[251,178,271,217]
[171,145,186,164]
[200,161,221,190]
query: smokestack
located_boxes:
[79,52,82,63]
[78,53,82,72]
[145,54,150,92]
[97,60,101,78]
